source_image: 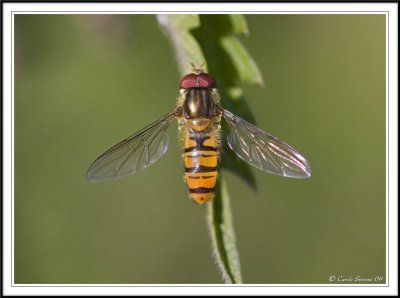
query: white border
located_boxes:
[2,2,398,12]
[3,2,398,296]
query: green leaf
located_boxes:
[228,14,249,35]
[158,14,263,284]
[220,36,263,85]
[157,14,207,74]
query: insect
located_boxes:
[87,64,311,204]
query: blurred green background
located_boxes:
[14,14,386,284]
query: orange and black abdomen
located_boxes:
[184,131,219,204]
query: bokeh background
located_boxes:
[14,14,386,284]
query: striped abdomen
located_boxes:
[184,131,219,204]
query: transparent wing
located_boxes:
[87,110,177,182]
[222,109,311,178]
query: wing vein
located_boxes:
[221,108,311,178]
[87,110,177,182]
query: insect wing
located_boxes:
[222,109,311,178]
[87,111,177,182]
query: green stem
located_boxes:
[207,175,243,284]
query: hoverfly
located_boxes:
[87,64,311,204]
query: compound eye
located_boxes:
[180,73,197,89]
[180,73,217,89]
[198,73,216,88]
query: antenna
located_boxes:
[190,62,205,74]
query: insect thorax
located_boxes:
[178,87,220,132]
